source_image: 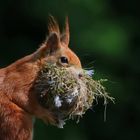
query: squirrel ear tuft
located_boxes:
[61,17,70,47]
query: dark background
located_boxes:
[0,0,140,140]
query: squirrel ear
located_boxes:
[46,32,60,53]
[34,32,60,59]
[61,17,70,47]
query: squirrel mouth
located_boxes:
[33,63,114,128]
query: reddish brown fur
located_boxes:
[0,17,82,140]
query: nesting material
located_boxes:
[34,63,114,128]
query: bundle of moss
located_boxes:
[34,63,114,128]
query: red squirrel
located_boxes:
[0,17,82,140]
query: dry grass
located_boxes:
[34,63,114,127]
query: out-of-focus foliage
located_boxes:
[0,0,140,140]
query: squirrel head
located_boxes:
[34,16,82,72]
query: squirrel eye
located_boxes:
[60,56,68,64]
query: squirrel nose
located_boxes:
[78,73,83,79]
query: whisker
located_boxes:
[84,60,96,68]
[84,66,94,70]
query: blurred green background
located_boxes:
[0,0,140,140]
